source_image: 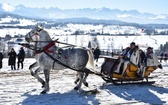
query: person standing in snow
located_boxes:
[0,51,3,69]
[160,52,164,63]
[8,48,17,70]
[93,47,101,66]
[164,52,168,63]
[17,47,25,69]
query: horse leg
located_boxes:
[41,69,50,94]
[29,62,38,76]
[74,72,80,84]
[74,73,88,86]
[29,62,46,87]
[82,72,89,87]
[74,72,84,90]
[33,68,46,88]
[82,68,90,87]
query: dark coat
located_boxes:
[122,47,137,60]
[164,53,167,60]
[0,52,3,68]
[93,48,101,59]
[140,51,146,63]
[0,52,3,61]
[8,51,17,66]
[18,49,25,62]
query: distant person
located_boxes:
[164,52,168,63]
[111,51,114,57]
[17,47,25,69]
[0,51,3,69]
[8,48,17,70]
[160,52,164,63]
[93,47,101,66]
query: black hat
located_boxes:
[147,47,153,50]
[130,42,135,45]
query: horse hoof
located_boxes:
[31,73,34,76]
[41,82,45,88]
[74,80,78,84]
[74,87,79,90]
[41,91,47,94]
[84,83,88,87]
[74,79,80,84]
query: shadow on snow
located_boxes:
[100,83,168,104]
[21,89,99,105]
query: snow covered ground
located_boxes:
[0,58,168,105]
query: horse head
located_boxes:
[25,25,57,54]
[25,25,43,43]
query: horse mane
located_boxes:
[39,29,52,41]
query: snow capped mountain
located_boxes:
[1,3,15,12]
[0,3,168,24]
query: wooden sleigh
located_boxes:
[100,56,162,85]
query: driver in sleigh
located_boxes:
[115,42,138,76]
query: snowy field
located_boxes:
[1,28,168,52]
[0,58,168,105]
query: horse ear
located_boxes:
[35,24,39,30]
[35,24,43,32]
[39,24,43,29]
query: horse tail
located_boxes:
[87,49,95,70]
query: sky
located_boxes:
[0,0,167,14]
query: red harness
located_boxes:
[35,41,55,54]
[31,32,56,54]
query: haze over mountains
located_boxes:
[0,3,168,24]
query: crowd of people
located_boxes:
[0,47,25,70]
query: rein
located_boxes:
[23,29,105,77]
[18,42,104,77]
[43,51,104,77]
[18,40,56,54]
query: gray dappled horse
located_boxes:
[25,26,94,94]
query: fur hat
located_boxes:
[147,47,153,50]
[130,42,135,45]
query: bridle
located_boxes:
[27,28,42,42]
[26,28,55,54]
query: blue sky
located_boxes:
[0,0,167,14]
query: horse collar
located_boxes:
[35,41,55,54]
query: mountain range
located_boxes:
[0,3,168,24]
